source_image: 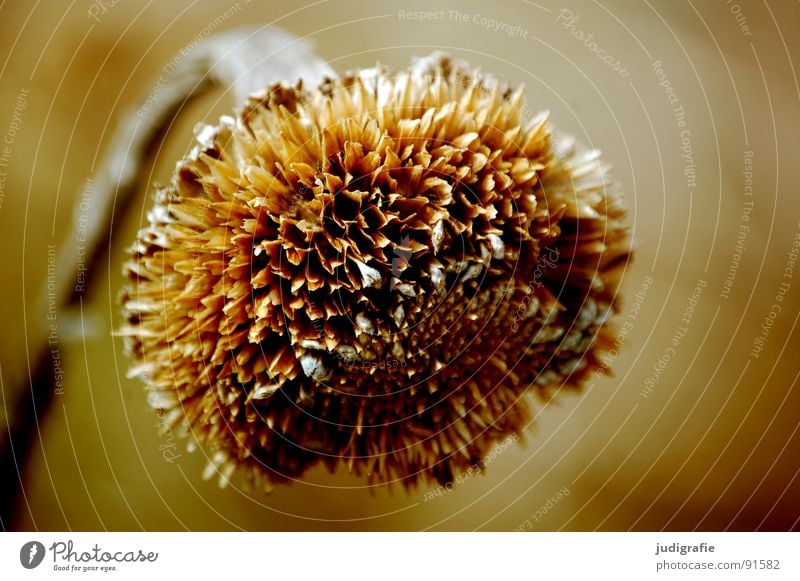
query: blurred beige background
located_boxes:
[1,0,798,531]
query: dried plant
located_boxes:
[119,54,631,490]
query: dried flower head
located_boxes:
[119,54,631,490]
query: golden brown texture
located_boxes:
[119,54,631,490]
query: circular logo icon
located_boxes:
[19,541,45,569]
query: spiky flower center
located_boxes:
[120,55,631,489]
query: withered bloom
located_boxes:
[119,54,631,489]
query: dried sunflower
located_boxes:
[119,53,631,490]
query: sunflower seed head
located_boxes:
[120,52,632,490]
